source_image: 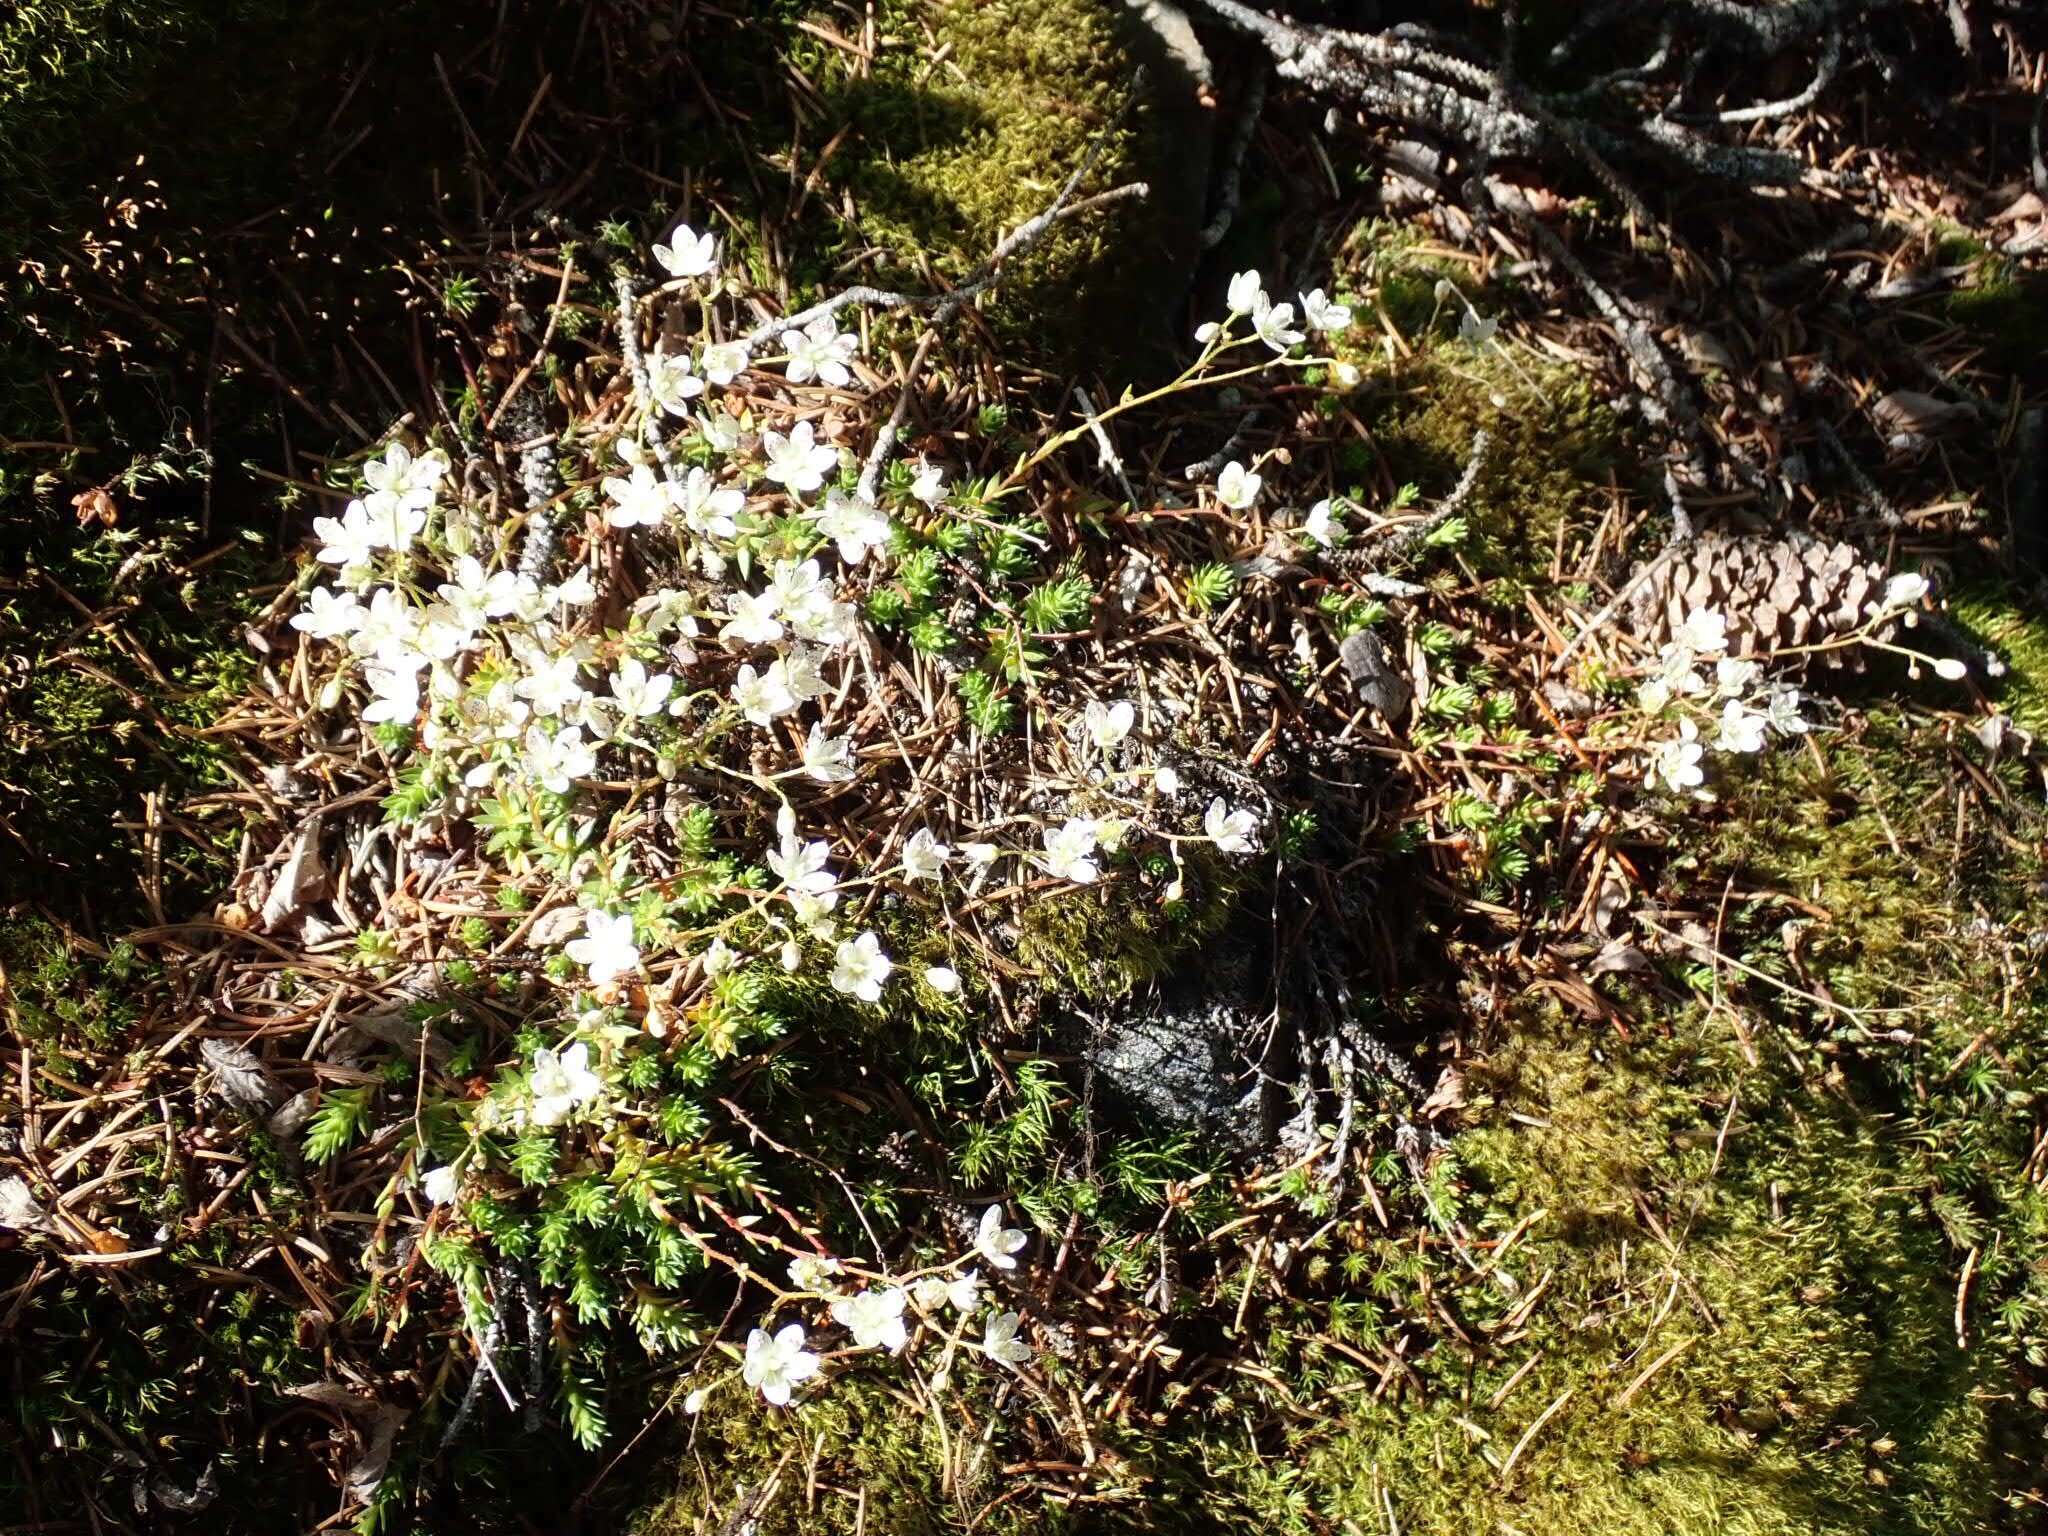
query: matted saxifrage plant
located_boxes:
[277,221,1370,1468]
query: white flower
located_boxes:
[313,501,380,567]
[439,556,524,627]
[1762,685,1810,735]
[360,493,428,554]
[788,1254,842,1293]
[782,314,859,387]
[762,421,839,496]
[363,442,447,512]
[1302,499,1340,549]
[1333,360,1362,388]
[1037,818,1100,884]
[830,931,893,1003]
[702,937,737,976]
[788,889,838,940]
[603,463,674,530]
[1216,460,1261,511]
[647,350,705,416]
[361,663,421,725]
[291,586,364,640]
[1714,656,1760,697]
[769,812,838,895]
[1649,719,1706,793]
[1226,269,1264,315]
[1154,766,1181,795]
[1714,700,1767,754]
[744,1323,819,1406]
[682,1388,707,1416]
[548,568,598,609]
[634,587,697,639]
[830,1286,909,1353]
[677,466,744,543]
[982,1311,1033,1368]
[946,1269,981,1311]
[1251,294,1306,352]
[732,661,797,726]
[566,909,640,983]
[1204,797,1258,854]
[516,653,588,718]
[808,489,892,565]
[1882,572,1929,610]
[653,221,719,280]
[528,1041,603,1127]
[1459,308,1500,347]
[1085,699,1135,751]
[910,460,946,507]
[522,723,596,793]
[1195,320,1222,344]
[1674,608,1728,656]
[420,1165,459,1206]
[609,657,674,718]
[924,965,961,995]
[781,644,833,701]
[1933,656,1967,682]
[1299,287,1352,332]
[960,841,998,893]
[902,828,951,881]
[700,340,749,386]
[698,409,744,453]
[975,1204,1028,1270]
[721,590,785,648]
[414,601,476,663]
[800,724,856,784]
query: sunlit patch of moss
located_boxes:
[1950,588,2048,736]
[1946,263,2048,376]
[1015,854,1240,1002]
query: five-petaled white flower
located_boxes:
[516,653,589,718]
[800,724,856,784]
[364,442,447,512]
[313,501,380,568]
[982,1310,1034,1368]
[901,828,951,881]
[1204,797,1259,854]
[677,466,744,544]
[830,931,893,1003]
[732,661,797,726]
[781,314,859,387]
[1674,608,1728,656]
[1714,700,1767,754]
[976,1205,1029,1270]
[721,589,785,649]
[603,463,674,530]
[1649,719,1706,793]
[647,350,705,416]
[654,221,719,280]
[1037,818,1100,884]
[769,811,838,895]
[1085,699,1134,752]
[1251,293,1306,352]
[808,489,892,565]
[420,1165,460,1206]
[361,663,421,725]
[1714,656,1759,697]
[830,1286,909,1353]
[744,1323,819,1405]
[1763,685,1810,735]
[522,723,597,793]
[762,421,839,496]
[1299,287,1353,332]
[528,1041,603,1126]
[699,340,749,386]
[1302,499,1340,549]
[567,909,640,983]
[292,586,364,640]
[788,1253,842,1293]
[360,494,428,554]
[609,658,675,718]
[1216,460,1261,511]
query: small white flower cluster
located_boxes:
[1637,574,1959,796]
[733,1205,1035,1408]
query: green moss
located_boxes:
[1950,588,2048,736]
[1946,264,2048,376]
[1015,853,1240,1001]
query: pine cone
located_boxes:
[1628,529,1893,667]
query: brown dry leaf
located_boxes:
[72,486,118,527]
